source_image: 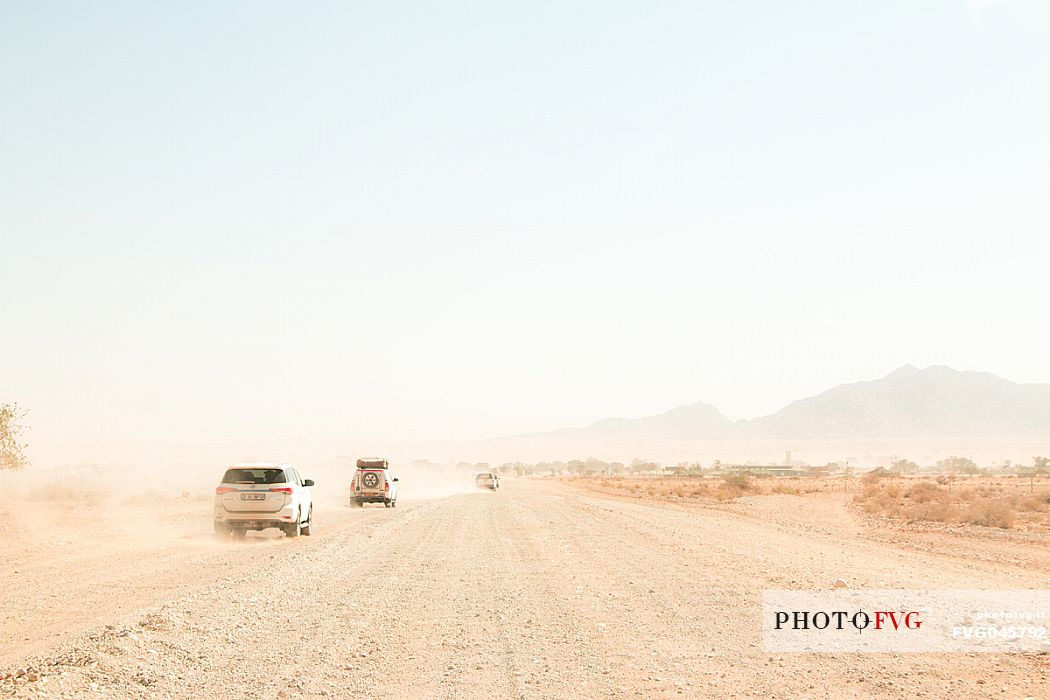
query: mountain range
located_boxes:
[529,365,1050,440]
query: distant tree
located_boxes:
[937,456,980,475]
[584,457,610,474]
[1034,456,1050,472]
[0,403,30,471]
[628,458,661,473]
[891,459,919,474]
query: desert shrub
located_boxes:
[962,501,1014,529]
[721,474,753,491]
[907,494,954,523]
[857,485,879,500]
[853,478,1029,530]
[1017,496,1049,513]
[906,481,942,503]
[862,469,891,484]
[854,486,902,517]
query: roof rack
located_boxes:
[356,457,389,469]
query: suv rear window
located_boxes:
[222,468,288,484]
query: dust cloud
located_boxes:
[0,453,485,557]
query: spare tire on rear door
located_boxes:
[362,472,380,489]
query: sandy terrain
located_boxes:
[2,478,1050,699]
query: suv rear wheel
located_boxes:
[301,507,313,536]
[284,512,302,538]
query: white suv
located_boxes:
[214,463,314,538]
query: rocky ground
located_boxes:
[2,479,1049,698]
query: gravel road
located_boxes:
[2,479,1049,698]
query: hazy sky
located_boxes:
[2,0,1049,449]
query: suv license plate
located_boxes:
[241,493,266,501]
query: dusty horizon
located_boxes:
[17,362,1050,471]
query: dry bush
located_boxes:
[1017,495,1050,513]
[853,479,1046,530]
[855,485,902,518]
[908,494,955,523]
[690,484,709,498]
[962,501,1015,529]
[721,475,753,491]
[578,475,836,504]
[905,481,940,503]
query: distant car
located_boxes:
[475,472,499,490]
[351,457,399,508]
[214,463,314,538]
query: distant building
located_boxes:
[723,464,805,477]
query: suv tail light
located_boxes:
[384,482,390,492]
[270,487,294,494]
[215,487,236,494]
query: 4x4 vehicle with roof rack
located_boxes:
[351,457,399,508]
